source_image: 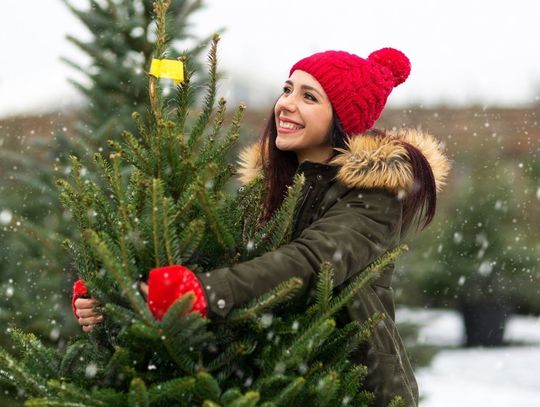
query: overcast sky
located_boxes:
[1,0,540,118]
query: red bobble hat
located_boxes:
[289,48,411,135]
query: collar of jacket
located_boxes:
[236,128,451,195]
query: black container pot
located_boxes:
[460,302,512,347]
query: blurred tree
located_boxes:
[0,2,210,403]
[399,150,539,347]
[62,0,210,148]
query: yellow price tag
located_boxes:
[149,58,184,85]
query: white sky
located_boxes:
[1,0,540,118]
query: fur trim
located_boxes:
[237,129,450,194]
[332,129,450,194]
[237,142,264,185]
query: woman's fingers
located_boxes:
[74,297,98,309]
[76,307,101,318]
[78,315,103,327]
[140,281,149,299]
[75,297,103,332]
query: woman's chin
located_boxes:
[275,137,299,152]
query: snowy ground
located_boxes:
[396,307,540,406]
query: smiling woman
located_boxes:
[73,47,450,406]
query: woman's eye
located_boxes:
[282,86,292,94]
[305,93,317,102]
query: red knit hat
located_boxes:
[290,48,410,135]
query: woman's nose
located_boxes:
[276,94,298,113]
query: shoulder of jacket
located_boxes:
[236,128,451,195]
[331,128,451,195]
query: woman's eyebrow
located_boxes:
[284,80,324,98]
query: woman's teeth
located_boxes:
[279,120,303,130]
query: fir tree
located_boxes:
[0,2,211,404]
[0,2,406,405]
[0,0,211,348]
[62,0,210,147]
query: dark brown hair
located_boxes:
[258,107,437,232]
[400,142,437,231]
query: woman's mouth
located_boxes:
[278,120,304,131]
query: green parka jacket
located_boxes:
[198,128,450,407]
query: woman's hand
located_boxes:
[140,281,149,299]
[74,298,103,333]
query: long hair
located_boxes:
[258,107,437,231]
[400,142,437,231]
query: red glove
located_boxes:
[71,279,88,318]
[147,265,208,320]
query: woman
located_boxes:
[74,48,450,406]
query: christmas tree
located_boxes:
[0,2,405,405]
[0,2,212,404]
[0,0,210,350]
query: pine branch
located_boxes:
[312,371,340,406]
[196,183,235,252]
[174,65,194,131]
[193,371,221,404]
[41,380,111,407]
[224,391,260,406]
[336,364,368,406]
[83,229,153,323]
[128,377,149,407]
[386,396,405,407]
[188,34,220,149]
[58,339,94,378]
[237,177,265,245]
[147,376,196,405]
[151,178,163,267]
[118,130,153,174]
[126,169,150,221]
[9,328,61,380]
[172,176,204,223]
[25,400,95,407]
[270,377,305,406]
[127,322,160,342]
[176,218,205,264]
[160,192,175,265]
[227,278,304,324]
[326,245,407,321]
[194,102,244,173]
[206,340,256,373]
[152,0,172,57]
[248,174,304,258]
[158,295,210,373]
[109,153,133,275]
[131,111,152,148]
[0,348,49,397]
[315,261,334,311]
[276,319,336,373]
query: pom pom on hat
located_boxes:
[289,47,411,135]
[368,47,411,87]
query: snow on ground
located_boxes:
[397,307,540,406]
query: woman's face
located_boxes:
[274,70,334,163]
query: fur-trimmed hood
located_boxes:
[237,129,451,195]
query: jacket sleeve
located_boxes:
[198,189,402,318]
